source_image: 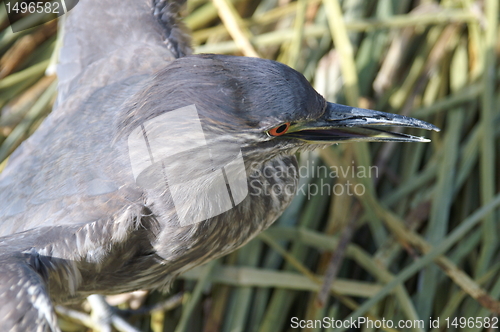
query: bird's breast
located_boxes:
[135,155,299,286]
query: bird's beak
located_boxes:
[286,102,440,143]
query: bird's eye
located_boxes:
[268,123,291,137]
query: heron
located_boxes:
[0,0,439,331]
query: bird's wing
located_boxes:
[56,0,191,106]
[0,200,150,331]
[0,251,59,332]
[0,73,149,235]
[0,0,191,232]
[0,1,189,326]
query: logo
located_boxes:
[127,105,248,226]
[3,1,79,33]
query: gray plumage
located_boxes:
[0,0,438,331]
[0,1,311,330]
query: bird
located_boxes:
[0,0,439,331]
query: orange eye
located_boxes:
[268,123,291,136]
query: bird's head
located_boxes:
[122,54,439,168]
[120,54,440,227]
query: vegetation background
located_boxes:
[0,0,499,331]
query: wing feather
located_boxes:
[0,251,60,332]
[57,0,191,105]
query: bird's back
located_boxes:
[0,0,190,235]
